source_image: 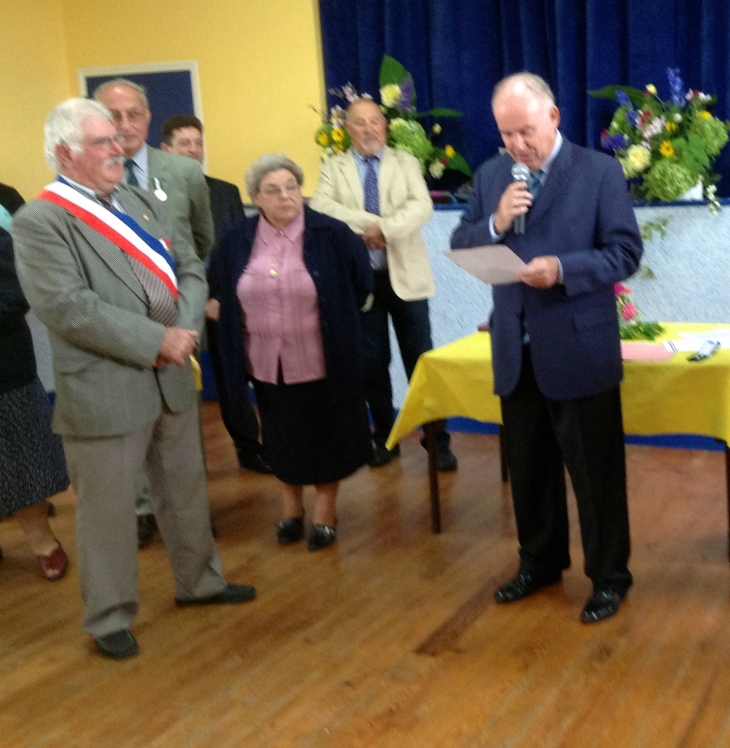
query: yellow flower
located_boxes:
[380,83,402,108]
[664,122,678,134]
[432,123,442,134]
[331,127,345,143]
[659,140,675,158]
[316,132,329,147]
[333,144,344,154]
[698,110,712,119]
[444,145,456,158]
[645,84,657,95]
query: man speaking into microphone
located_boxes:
[451,73,643,623]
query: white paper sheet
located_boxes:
[445,245,526,285]
[662,329,730,353]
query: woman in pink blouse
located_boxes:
[209,155,374,550]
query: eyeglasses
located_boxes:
[260,183,300,197]
[85,134,124,149]
[110,109,147,124]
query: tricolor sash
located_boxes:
[38,179,178,300]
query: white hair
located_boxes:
[245,154,304,196]
[92,78,149,108]
[44,98,113,171]
[492,72,556,108]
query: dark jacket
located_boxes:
[0,229,36,393]
[451,138,643,401]
[205,175,245,245]
[208,206,374,405]
[0,183,25,215]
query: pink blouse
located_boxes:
[236,211,326,384]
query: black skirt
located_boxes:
[252,377,372,485]
[0,377,69,517]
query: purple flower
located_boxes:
[667,68,685,106]
[626,109,638,127]
[398,76,414,111]
[600,130,628,150]
[615,90,631,108]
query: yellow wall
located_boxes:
[0,1,71,200]
[62,0,326,198]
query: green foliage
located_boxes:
[639,217,669,243]
[619,321,666,341]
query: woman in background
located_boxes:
[0,225,70,579]
[209,154,373,550]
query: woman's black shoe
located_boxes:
[307,524,337,551]
[277,516,304,544]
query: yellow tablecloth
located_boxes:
[387,323,730,449]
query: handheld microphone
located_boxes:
[511,162,530,235]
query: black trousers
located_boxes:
[206,319,262,459]
[500,347,632,592]
[360,271,449,450]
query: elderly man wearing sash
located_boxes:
[12,98,255,660]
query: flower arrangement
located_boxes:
[590,68,729,212]
[615,283,665,341]
[314,55,472,180]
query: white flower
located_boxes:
[625,144,651,174]
[389,117,409,130]
[673,113,683,123]
[429,161,446,179]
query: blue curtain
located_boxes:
[318,0,730,194]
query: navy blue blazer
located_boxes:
[451,138,643,401]
[208,206,374,406]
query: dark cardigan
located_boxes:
[0,229,36,394]
[208,206,374,406]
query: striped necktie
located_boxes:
[364,157,380,215]
[529,170,544,199]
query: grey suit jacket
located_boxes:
[147,146,214,260]
[12,183,207,437]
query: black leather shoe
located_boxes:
[307,524,337,551]
[238,452,273,474]
[176,583,256,606]
[137,514,157,549]
[95,629,139,660]
[436,447,458,472]
[277,516,304,544]
[495,570,562,603]
[368,445,400,468]
[581,586,626,623]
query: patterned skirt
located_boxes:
[0,377,69,517]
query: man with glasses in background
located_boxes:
[94,79,215,547]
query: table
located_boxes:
[386,324,730,544]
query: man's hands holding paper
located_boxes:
[516,255,561,288]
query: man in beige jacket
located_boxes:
[310,98,456,470]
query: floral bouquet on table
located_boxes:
[590,68,729,213]
[313,55,472,182]
[615,283,665,341]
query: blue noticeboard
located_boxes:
[83,69,196,148]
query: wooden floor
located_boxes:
[2,403,730,747]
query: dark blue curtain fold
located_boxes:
[318,0,730,194]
